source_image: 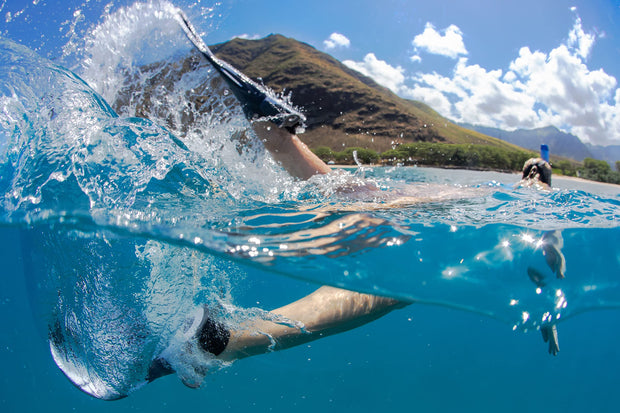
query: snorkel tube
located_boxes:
[540,144,550,163]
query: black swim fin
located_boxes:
[541,324,560,356]
[174,9,306,133]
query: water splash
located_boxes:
[2,32,620,327]
[1,0,620,399]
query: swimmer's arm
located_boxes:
[253,122,486,204]
[252,121,332,180]
[217,286,407,361]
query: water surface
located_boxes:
[1,1,619,411]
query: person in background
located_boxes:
[519,152,565,355]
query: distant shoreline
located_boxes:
[554,174,620,188]
[330,164,620,188]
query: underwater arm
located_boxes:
[217,286,407,361]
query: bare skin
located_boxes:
[218,286,405,361]
[252,120,332,179]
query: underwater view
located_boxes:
[1,0,620,412]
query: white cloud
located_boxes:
[342,14,619,145]
[401,86,453,117]
[507,44,618,143]
[405,58,538,130]
[503,70,517,83]
[567,13,595,59]
[413,70,468,99]
[450,58,539,129]
[412,23,468,59]
[324,32,351,49]
[234,34,261,40]
[350,14,620,145]
[343,53,405,93]
[410,55,422,63]
[410,39,619,144]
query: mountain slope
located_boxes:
[460,124,593,161]
[211,35,523,153]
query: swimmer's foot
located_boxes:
[541,324,560,356]
[147,306,231,387]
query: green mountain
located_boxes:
[211,34,523,153]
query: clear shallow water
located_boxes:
[1,1,620,411]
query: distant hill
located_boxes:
[210,35,524,153]
[586,143,620,167]
[461,124,620,166]
[459,124,593,161]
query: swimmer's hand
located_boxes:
[527,267,547,288]
[542,231,566,279]
[175,8,305,133]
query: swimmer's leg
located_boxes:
[539,230,565,355]
[528,230,565,356]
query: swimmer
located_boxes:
[51,17,418,400]
[123,11,415,395]
[519,156,565,355]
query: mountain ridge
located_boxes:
[461,124,620,165]
[459,124,592,160]
[210,34,524,153]
[211,34,620,167]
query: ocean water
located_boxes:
[1,1,620,411]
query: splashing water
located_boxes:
[1,0,619,400]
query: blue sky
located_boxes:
[2,0,620,145]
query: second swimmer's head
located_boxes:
[522,158,552,187]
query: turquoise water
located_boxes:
[2,1,620,411]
